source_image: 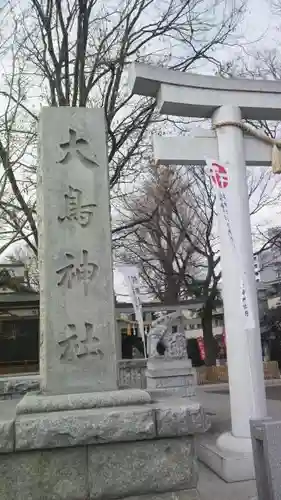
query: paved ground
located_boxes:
[209,384,281,401]
[197,381,281,423]
[198,463,256,500]
[195,383,281,500]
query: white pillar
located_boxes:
[213,105,267,446]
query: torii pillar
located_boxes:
[129,63,281,482]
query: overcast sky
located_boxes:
[116,0,281,300]
[244,0,271,42]
[1,0,281,301]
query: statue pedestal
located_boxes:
[146,358,197,398]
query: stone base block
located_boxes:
[146,359,197,398]
[147,377,196,398]
[16,388,151,414]
[197,434,255,482]
[88,437,198,499]
[0,447,88,500]
[14,396,209,452]
[154,400,210,437]
[0,392,209,499]
[147,358,192,372]
[0,437,199,500]
[15,405,156,450]
[123,491,200,500]
[149,386,196,399]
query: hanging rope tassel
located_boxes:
[213,121,281,175]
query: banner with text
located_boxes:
[205,159,255,330]
[118,265,147,357]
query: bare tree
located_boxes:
[120,160,281,365]
[117,165,202,303]
[219,44,281,251]
[118,163,221,364]
[271,0,281,14]
[180,165,281,365]
[0,0,244,255]
[0,62,38,254]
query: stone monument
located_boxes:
[0,108,209,500]
[38,108,117,395]
[146,311,197,397]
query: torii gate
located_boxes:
[130,63,280,481]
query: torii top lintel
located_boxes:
[130,63,281,121]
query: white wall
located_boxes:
[185,325,224,340]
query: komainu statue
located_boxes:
[146,310,197,398]
[147,311,188,359]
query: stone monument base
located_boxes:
[0,389,209,499]
[146,358,197,398]
[197,432,255,482]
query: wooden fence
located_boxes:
[196,361,280,385]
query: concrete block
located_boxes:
[15,406,156,450]
[0,447,87,500]
[251,417,281,500]
[88,437,198,499]
[197,434,255,482]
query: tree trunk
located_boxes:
[163,275,180,305]
[202,303,217,366]
[163,289,179,305]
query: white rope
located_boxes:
[213,121,281,174]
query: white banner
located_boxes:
[117,265,147,357]
[205,158,255,330]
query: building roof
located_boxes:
[116,298,222,314]
[0,262,25,268]
[0,293,39,308]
